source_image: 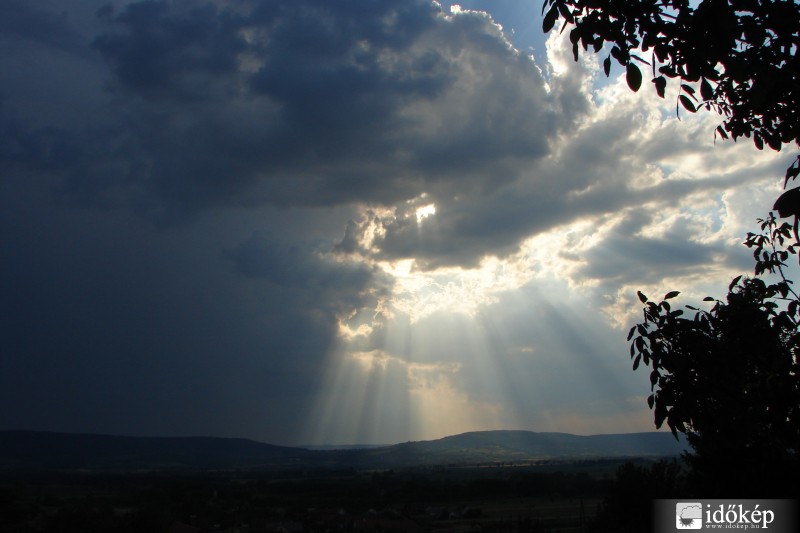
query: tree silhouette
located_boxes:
[628,216,800,496]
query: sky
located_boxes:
[1,0,793,446]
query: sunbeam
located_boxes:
[305,250,656,445]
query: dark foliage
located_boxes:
[0,468,615,532]
[541,0,800,152]
[591,460,684,532]
[628,215,800,496]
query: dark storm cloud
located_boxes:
[3,0,577,256]
[44,0,563,217]
[0,188,381,441]
[92,1,257,102]
[0,0,86,54]
[2,0,760,270]
[226,230,394,317]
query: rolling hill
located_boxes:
[364,430,687,466]
[0,430,687,471]
[0,431,313,470]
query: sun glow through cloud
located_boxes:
[415,203,436,223]
[379,257,530,322]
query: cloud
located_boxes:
[93,1,248,99]
[45,0,567,218]
[226,229,394,319]
[1,0,790,445]
[575,209,729,285]
[334,30,783,273]
[0,0,87,54]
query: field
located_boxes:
[0,458,662,532]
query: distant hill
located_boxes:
[0,431,314,470]
[357,430,688,467]
[0,430,686,471]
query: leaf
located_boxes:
[653,76,667,98]
[633,354,641,370]
[785,158,800,183]
[603,56,611,77]
[637,291,648,304]
[703,296,715,302]
[680,83,695,96]
[654,405,666,429]
[767,134,781,151]
[557,2,574,23]
[679,95,697,112]
[627,326,636,341]
[728,275,742,291]
[647,394,655,409]
[700,78,713,100]
[542,6,558,33]
[626,63,642,92]
[754,133,764,150]
[664,290,680,300]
